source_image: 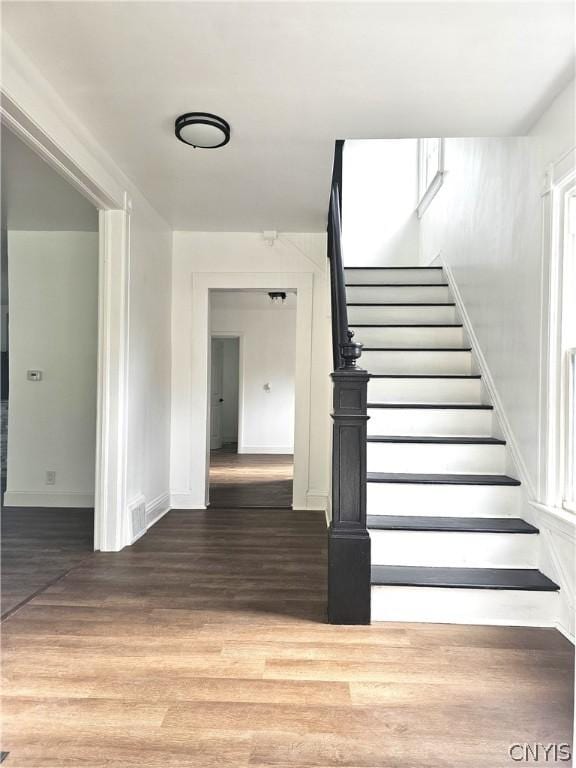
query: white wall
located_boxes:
[211,296,296,453]
[342,139,419,266]
[5,231,98,507]
[171,232,331,511]
[419,80,576,638]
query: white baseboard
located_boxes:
[237,446,294,455]
[3,490,94,508]
[169,491,207,510]
[305,490,328,512]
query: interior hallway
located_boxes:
[2,507,573,768]
[209,445,293,508]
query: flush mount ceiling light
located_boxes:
[175,112,230,149]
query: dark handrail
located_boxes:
[328,183,363,370]
[326,141,371,625]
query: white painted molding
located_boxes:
[184,271,314,512]
[306,490,328,512]
[441,257,537,500]
[417,171,445,219]
[238,446,294,455]
[169,492,207,510]
[3,491,94,508]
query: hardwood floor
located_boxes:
[1,507,94,618]
[209,446,293,508]
[2,507,574,767]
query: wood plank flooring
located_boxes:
[209,446,293,508]
[2,508,574,767]
[1,507,94,618]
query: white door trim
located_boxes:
[178,272,313,510]
[1,89,131,552]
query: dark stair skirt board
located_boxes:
[370,374,481,379]
[346,283,450,287]
[367,436,506,445]
[345,266,444,270]
[367,472,521,486]
[371,565,559,591]
[367,515,538,534]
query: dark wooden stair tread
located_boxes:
[367,436,506,445]
[367,515,538,533]
[371,566,559,591]
[367,472,521,486]
[345,266,443,270]
[347,302,455,307]
[367,403,493,410]
[363,347,471,352]
[370,374,481,379]
[346,283,449,287]
[351,323,463,328]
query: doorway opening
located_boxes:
[208,290,296,509]
[1,126,99,616]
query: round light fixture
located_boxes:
[174,112,230,149]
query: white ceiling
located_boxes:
[1,128,99,231]
[2,1,574,232]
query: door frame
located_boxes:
[1,90,131,551]
[184,272,313,510]
[210,334,243,453]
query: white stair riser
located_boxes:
[352,326,464,348]
[367,442,506,474]
[368,377,483,404]
[362,350,472,375]
[370,530,537,568]
[348,306,457,325]
[367,482,521,517]
[346,285,451,303]
[345,268,445,285]
[367,408,493,437]
[371,585,558,626]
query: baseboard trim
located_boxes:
[169,492,207,510]
[146,492,171,525]
[3,491,94,508]
[237,446,294,455]
[306,490,328,512]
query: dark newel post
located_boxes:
[328,334,371,625]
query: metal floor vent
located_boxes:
[129,495,147,541]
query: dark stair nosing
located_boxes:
[368,403,493,410]
[367,515,538,534]
[350,324,463,328]
[370,565,559,592]
[363,347,471,352]
[345,266,443,270]
[346,283,449,287]
[367,435,506,445]
[370,374,481,379]
[349,303,456,308]
[367,472,521,486]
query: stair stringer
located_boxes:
[439,255,575,641]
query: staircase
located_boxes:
[345,265,560,626]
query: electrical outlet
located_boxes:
[45,471,56,485]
